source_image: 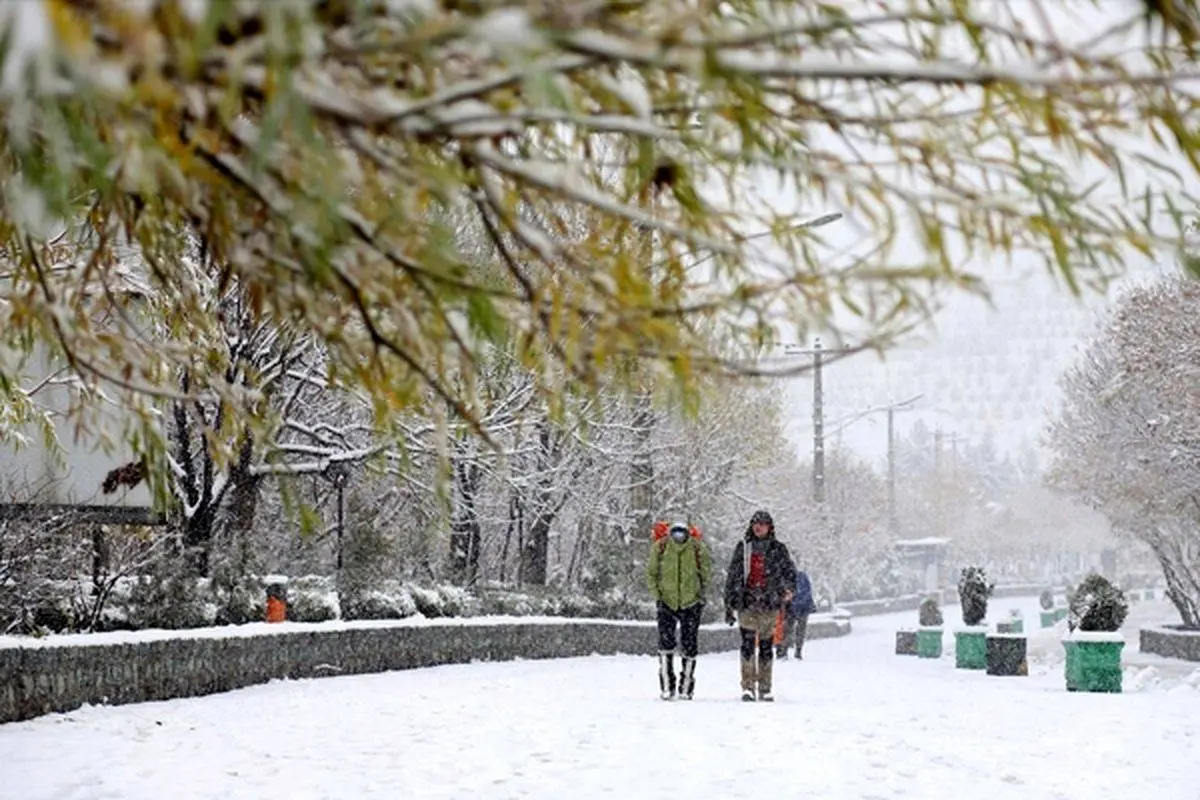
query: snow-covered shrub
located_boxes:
[558,594,598,618]
[477,590,539,617]
[593,589,655,620]
[957,566,994,626]
[126,573,214,630]
[408,584,446,618]
[1069,573,1128,632]
[87,576,138,632]
[340,581,418,620]
[918,596,943,627]
[436,584,482,617]
[212,574,266,625]
[287,575,339,622]
[1039,588,1055,610]
[27,594,74,634]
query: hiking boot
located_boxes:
[741,690,756,702]
[740,657,756,695]
[757,655,773,700]
[758,690,775,702]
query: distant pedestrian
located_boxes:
[723,510,796,701]
[774,569,818,659]
[647,520,713,700]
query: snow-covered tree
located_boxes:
[1047,271,1200,627]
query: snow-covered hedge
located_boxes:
[10,575,668,634]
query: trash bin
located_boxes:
[266,582,288,623]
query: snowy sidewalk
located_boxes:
[3,598,1198,800]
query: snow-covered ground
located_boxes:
[3,596,1198,800]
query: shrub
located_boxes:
[409,584,445,618]
[957,566,994,626]
[1069,573,1129,632]
[340,582,418,620]
[919,596,943,627]
[126,572,214,630]
[1039,588,1055,610]
[212,575,265,626]
[287,575,339,622]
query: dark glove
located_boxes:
[725,607,736,626]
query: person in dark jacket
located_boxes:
[774,569,818,659]
[723,509,796,701]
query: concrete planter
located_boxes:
[916,626,944,659]
[954,627,987,670]
[986,633,1027,676]
[1063,632,1125,693]
[1139,625,1200,663]
[895,629,917,656]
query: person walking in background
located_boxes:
[646,520,712,701]
[723,510,796,702]
[774,568,818,660]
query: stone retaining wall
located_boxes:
[1139,625,1200,663]
[1,616,850,724]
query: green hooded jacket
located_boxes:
[646,534,713,611]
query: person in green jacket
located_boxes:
[646,520,713,700]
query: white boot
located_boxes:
[658,651,676,700]
[679,656,696,700]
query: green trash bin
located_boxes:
[916,627,943,659]
[1040,610,1057,628]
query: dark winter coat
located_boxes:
[723,525,797,613]
[789,571,817,617]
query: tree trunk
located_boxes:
[1156,540,1200,628]
[517,421,557,586]
[627,391,655,591]
[223,434,261,576]
[90,524,109,594]
[447,450,482,586]
[520,511,553,586]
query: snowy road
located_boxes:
[3,596,1199,800]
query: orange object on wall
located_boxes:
[266,596,286,623]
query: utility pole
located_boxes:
[784,338,855,504]
[880,395,923,538]
[813,338,825,503]
[888,405,897,537]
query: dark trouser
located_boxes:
[777,613,811,656]
[657,602,702,657]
